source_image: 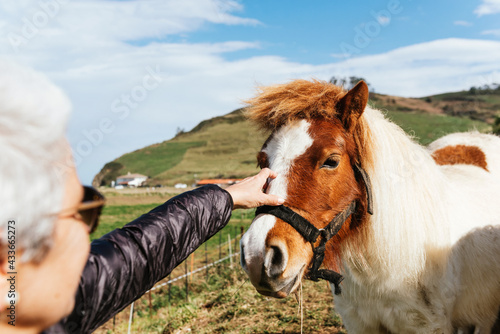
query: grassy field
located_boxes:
[383,109,489,145]
[91,203,162,240]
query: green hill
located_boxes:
[92,109,267,187]
[93,90,497,187]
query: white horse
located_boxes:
[240,79,500,333]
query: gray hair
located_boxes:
[0,60,71,263]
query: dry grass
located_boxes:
[95,265,346,334]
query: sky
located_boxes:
[1,0,499,184]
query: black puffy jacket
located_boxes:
[43,185,233,334]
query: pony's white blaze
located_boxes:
[240,120,313,292]
[262,119,314,199]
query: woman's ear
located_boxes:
[337,81,369,132]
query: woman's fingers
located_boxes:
[226,169,284,209]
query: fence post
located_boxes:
[168,277,171,306]
[228,234,233,268]
[218,232,222,274]
[185,260,189,302]
[190,253,195,282]
[148,291,152,318]
[234,225,238,252]
[205,241,208,281]
[127,302,134,334]
[218,232,222,261]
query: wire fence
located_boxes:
[148,252,240,292]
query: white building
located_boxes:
[116,172,148,188]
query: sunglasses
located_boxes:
[75,186,105,234]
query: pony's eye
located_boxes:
[321,157,340,169]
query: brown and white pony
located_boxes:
[240,79,500,333]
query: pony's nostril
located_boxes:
[240,245,248,271]
[270,246,283,267]
[264,242,288,277]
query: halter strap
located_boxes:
[353,163,373,215]
[255,164,373,295]
[255,205,319,243]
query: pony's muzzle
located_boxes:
[240,240,288,279]
[240,213,307,298]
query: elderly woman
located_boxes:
[0,62,283,333]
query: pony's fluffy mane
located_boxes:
[244,79,346,130]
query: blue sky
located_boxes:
[182,0,500,64]
[1,0,499,184]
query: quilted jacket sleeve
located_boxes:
[42,185,233,334]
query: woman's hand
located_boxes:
[226,168,285,209]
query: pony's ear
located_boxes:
[337,80,369,132]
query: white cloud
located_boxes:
[454,20,473,27]
[0,0,260,57]
[0,1,499,183]
[482,29,500,36]
[474,0,500,16]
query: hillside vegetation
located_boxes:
[93,109,267,187]
[93,89,497,187]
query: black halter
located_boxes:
[255,164,373,295]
